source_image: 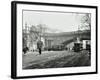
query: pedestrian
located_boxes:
[23,46,29,54]
[37,39,43,55]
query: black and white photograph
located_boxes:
[22,10,91,69]
[11,1,97,79]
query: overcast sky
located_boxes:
[23,10,86,32]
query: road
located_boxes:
[22,50,90,69]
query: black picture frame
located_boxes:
[11,1,98,79]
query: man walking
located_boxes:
[37,39,43,55]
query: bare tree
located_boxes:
[37,24,49,39]
[80,14,91,30]
[29,25,39,48]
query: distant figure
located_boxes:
[37,40,43,55]
[23,47,29,54]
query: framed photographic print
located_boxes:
[11,1,98,79]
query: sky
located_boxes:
[23,10,87,33]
